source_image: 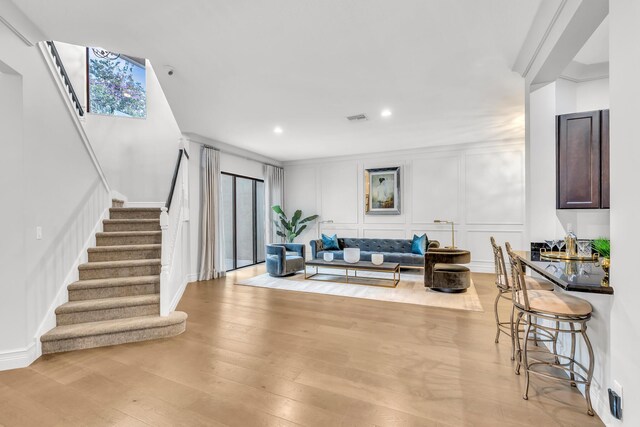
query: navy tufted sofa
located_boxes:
[310,237,440,268]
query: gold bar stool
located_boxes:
[505,243,595,416]
[490,237,554,360]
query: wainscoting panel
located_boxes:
[411,155,460,224]
[285,165,317,216]
[285,140,526,272]
[362,229,406,239]
[465,150,525,225]
[319,227,359,239]
[411,228,459,249]
[320,162,358,224]
[466,229,524,264]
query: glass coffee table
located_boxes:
[304,259,400,288]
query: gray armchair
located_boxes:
[266,243,306,277]
[424,248,471,293]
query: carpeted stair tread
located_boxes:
[95,231,162,247]
[55,294,159,314]
[109,207,162,213]
[96,231,162,238]
[109,208,162,220]
[68,275,160,290]
[41,312,187,342]
[103,219,160,224]
[88,244,161,253]
[102,219,160,230]
[102,219,161,231]
[78,259,161,270]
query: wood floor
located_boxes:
[0,267,604,426]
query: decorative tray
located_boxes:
[539,251,598,262]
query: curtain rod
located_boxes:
[191,140,282,169]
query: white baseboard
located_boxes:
[0,343,37,371]
[168,274,197,313]
[469,263,494,274]
[125,201,165,208]
[592,385,614,426]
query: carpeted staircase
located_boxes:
[40,203,187,354]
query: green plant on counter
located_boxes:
[592,238,611,259]
[272,205,319,243]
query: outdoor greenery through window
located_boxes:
[87,47,147,118]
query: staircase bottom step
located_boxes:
[41,312,187,354]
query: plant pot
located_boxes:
[323,252,334,262]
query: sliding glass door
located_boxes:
[221,173,265,271]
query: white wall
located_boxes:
[0,19,110,369]
[0,64,27,357]
[220,152,264,180]
[284,141,526,272]
[55,42,181,202]
[610,1,640,425]
[576,78,610,112]
[528,78,610,243]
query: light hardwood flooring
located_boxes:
[0,267,604,426]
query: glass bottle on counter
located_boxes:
[565,224,577,256]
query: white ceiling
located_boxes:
[13,0,540,161]
[573,16,609,65]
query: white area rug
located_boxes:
[236,268,483,312]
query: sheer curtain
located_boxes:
[198,146,226,280]
[264,165,285,244]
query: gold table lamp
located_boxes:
[434,219,456,249]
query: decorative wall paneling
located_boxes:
[284,141,525,272]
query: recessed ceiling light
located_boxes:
[381,109,392,117]
[273,126,283,134]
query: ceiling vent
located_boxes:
[346,113,368,122]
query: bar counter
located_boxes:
[515,251,613,295]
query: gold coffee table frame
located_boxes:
[304,259,400,288]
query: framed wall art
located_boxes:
[364,166,401,215]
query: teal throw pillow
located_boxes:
[321,233,340,250]
[411,234,428,255]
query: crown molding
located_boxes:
[182,132,282,167]
[559,60,609,83]
[282,138,523,167]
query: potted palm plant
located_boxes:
[592,238,610,286]
[272,205,319,243]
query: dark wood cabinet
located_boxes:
[556,109,610,209]
[600,109,610,208]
